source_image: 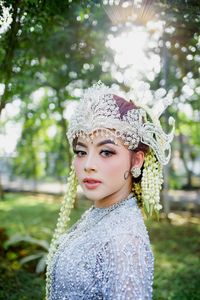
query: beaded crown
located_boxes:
[67,81,175,165]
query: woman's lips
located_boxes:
[83,179,102,190]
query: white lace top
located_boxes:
[50,194,154,299]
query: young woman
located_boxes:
[46,82,175,300]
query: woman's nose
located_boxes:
[83,154,97,172]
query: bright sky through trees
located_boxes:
[0,0,199,170]
[107,23,162,85]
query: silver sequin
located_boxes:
[50,194,154,299]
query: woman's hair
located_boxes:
[113,94,149,183]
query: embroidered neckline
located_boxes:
[60,193,137,245]
[91,192,135,213]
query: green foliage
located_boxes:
[147,217,200,299]
[0,0,200,186]
[0,192,200,299]
[0,0,112,180]
[178,111,200,149]
[11,91,71,179]
[0,257,45,300]
[0,192,87,236]
[5,233,50,273]
[169,173,186,190]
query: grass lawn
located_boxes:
[0,192,199,300]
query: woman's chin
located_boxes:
[84,193,102,202]
[82,189,105,202]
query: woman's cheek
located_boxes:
[105,156,129,176]
[74,158,82,179]
[103,159,122,175]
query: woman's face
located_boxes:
[73,133,134,208]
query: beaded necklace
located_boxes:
[59,192,135,245]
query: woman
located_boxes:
[46,82,175,299]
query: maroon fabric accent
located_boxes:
[113,94,149,154]
[113,94,137,118]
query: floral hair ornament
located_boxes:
[127,81,175,218]
[46,163,78,299]
[127,81,175,165]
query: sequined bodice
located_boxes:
[50,194,154,299]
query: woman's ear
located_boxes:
[131,151,144,169]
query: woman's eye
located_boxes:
[74,150,86,157]
[73,149,115,157]
[100,150,115,157]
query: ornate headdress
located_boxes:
[67,81,175,165]
[46,81,175,299]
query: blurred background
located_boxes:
[0,0,199,299]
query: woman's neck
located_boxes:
[94,189,133,208]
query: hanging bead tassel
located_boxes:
[141,150,163,219]
[132,181,143,208]
[46,161,78,299]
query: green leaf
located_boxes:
[5,234,50,251]
[35,255,47,274]
[20,252,45,265]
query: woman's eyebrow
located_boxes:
[76,139,118,148]
[97,139,118,147]
[76,142,87,148]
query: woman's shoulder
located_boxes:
[97,221,154,268]
[98,197,151,246]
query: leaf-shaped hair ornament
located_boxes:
[128,82,175,165]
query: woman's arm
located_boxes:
[98,233,154,300]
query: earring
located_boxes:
[124,170,130,180]
[131,166,141,178]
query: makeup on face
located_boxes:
[73,139,119,157]
[74,139,118,188]
[82,181,102,190]
[73,133,134,208]
[74,139,119,149]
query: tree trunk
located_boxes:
[0,176,5,200]
[0,0,21,115]
[57,91,72,166]
[56,91,77,208]
[161,32,170,220]
[178,133,193,189]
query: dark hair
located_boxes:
[113,94,149,183]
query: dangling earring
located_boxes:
[124,170,130,180]
[131,166,141,178]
